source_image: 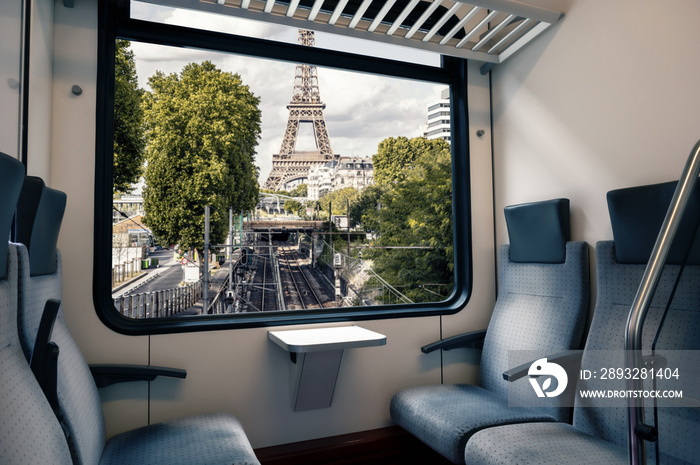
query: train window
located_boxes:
[95,0,471,333]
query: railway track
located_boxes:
[278,246,324,310]
[243,240,334,311]
[244,242,277,312]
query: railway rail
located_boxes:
[246,243,277,312]
[242,240,334,312]
[278,246,324,310]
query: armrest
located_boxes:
[89,364,187,388]
[421,330,487,354]
[503,350,583,382]
[30,299,61,416]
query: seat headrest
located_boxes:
[607,181,700,265]
[16,177,67,276]
[504,198,571,263]
[0,152,26,280]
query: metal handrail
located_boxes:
[624,138,700,465]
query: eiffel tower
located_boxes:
[263,30,339,191]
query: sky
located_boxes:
[129,2,448,183]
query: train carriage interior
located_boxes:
[1,0,700,464]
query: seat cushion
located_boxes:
[464,422,628,465]
[390,384,557,464]
[99,413,259,465]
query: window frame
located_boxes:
[94,0,472,335]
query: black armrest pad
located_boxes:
[31,299,61,416]
[421,330,487,354]
[89,364,187,388]
[503,350,583,382]
[31,299,60,383]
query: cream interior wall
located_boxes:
[442,62,495,385]
[26,0,54,180]
[47,1,496,448]
[492,0,700,249]
[0,0,53,174]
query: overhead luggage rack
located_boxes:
[139,0,564,70]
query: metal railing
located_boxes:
[114,280,202,318]
[111,258,142,288]
[208,274,235,314]
[625,138,700,465]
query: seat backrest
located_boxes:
[0,153,72,464]
[574,181,700,464]
[15,177,106,465]
[480,199,589,422]
[0,154,24,282]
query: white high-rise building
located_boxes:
[424,88,451,143]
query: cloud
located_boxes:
[318,69,440,151]
[128,4,447,183]
[131,1,293,42]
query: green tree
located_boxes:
[283,199,303,214]
[319,187,359,216]
[349,184,384,231]
[373,136,448,185]
[142,61,261,251]
[113,39,146,193]
[365,137,453,303]
[289,183,308,197]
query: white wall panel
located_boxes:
[492,0,700,248]
[492,0,700,320]
[151,319,443,447]
[442,61,496,385]
[26,0,54,180]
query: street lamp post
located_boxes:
[203,205,210,313]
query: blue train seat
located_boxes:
[390,199,590,464]
[464,181,700,465]
[14,177,261,465]
[0,152,73,464]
